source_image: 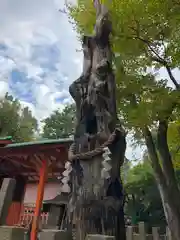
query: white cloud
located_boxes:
[0,81,8,96]
[0,0,82,122]
[0,56,15,81]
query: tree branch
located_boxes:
[130,25,180,89]
[157,120,177,186]
[136,37,166,64]
[165,65,180,89]
[149,55,180,90]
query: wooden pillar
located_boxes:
[31,160,48,240]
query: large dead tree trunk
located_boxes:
[68,2,126,240]
[144,125,180,240]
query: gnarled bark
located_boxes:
[69,3,126,240]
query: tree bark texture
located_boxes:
[69,3,126,240]
[144,125,180,240]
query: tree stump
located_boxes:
[68,2,126,240]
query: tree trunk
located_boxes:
[143,125,180,240]
[157,121,180,240]
[68,2,126,240]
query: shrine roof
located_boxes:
[0,136,13,141]
[0,138,73,154]
[0,137,73,182]
[4,137,73,148]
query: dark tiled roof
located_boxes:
[4,138,73,148]
[0,136,13,141]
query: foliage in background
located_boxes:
[0,93,38,142]
[70,0,180,137]
[124,161,166,229]
[42,104,76,139]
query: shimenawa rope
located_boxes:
[68,128,120,161]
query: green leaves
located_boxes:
[69,0,95,35]
[125,161,166,227]
[0,93,37,142]
[70,0,180,138]
[42,104,76,139]
[167,120,180,169]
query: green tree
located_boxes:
[0,93,38,142]
[42,104,76,139]
[125,161,166,230]
[70,1,180,238]
[167,121,180,169]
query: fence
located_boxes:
[126,222,172,240]
[9,206,173,240]
[18,206,49,228]
[18,213,172,240]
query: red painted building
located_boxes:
[0,137,72,230]
[24,182,60,206]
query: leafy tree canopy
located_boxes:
[70,0,180,139]
[0,93,38,142]
[42,104,76,139]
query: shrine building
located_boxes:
[0,136,72,239]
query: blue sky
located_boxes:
[0,0,145,160]
[0,0,82,116]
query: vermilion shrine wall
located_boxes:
[6,182,60,226]
[24,183,60,206]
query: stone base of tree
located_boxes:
[0,226,25,240]
[39,229,72,240]
[86,235,115,240]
